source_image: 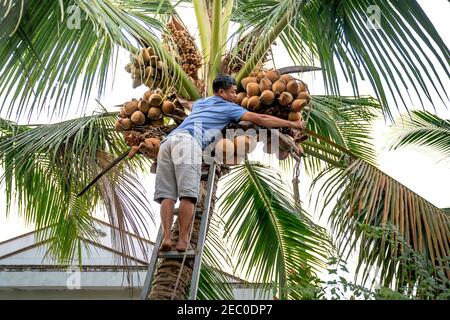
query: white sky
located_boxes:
[0,0,449,286]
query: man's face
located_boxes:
[217,85,237,103]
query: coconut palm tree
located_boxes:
[0,0,449,299]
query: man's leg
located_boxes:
[160,198,176,251]
[176,197,196,251]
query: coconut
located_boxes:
[241,77,257,89]
[147,47,155,56]
[148,107,162,120]
[156,60,165,70]
[272,79,286,95]
[149,93,163,107]
[123,100,139,116]
[149,55,159,67]
[161,100,175,115]
[215,138,235,161]
[144,66,154,79]
[235,92,247,105]
[278,92,294,106]
[139,48,151,65]
[256,71,265,80]
[124,63,132,73]
[119,108,127,118]
[286,80,300,95]
[247,96,261,111]
[143,90,153,101]
[130,110,146,125]
[132,77,142,89]
[264,69,280,83]
[291,99,307,112]
[288,111,302,121]
[241,97,249,108]
[297,91,311,102]
[280,74,293,83]
[260,90,275,105]
[259,78,272,92]
[246,82,260,97]
[298,81,307,93]
[115,121,124,132]
[138,100,151,114]
[118,118,132,130]
[234,135,257,156]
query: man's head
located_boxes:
[213,74,237,103]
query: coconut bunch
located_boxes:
[166,16,202,80]
[221,32,269,75]
[214,134,258,165]
[115,90,188,159]
[125,47,169,89]
[234,69,311,159]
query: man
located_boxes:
[153,74,305,252]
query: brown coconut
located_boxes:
[132,77,142,89]
[288,112,303,121]
[123,100,139,116]
[118,118,132,130]
[130,110,146,125]
[233,135,257,156]
[298,81,307,93]
[241,77,257,89]
[264,69,280,83]
[280,74,293,83]
[247,96,261,111]
[246,82,260,97]
[286,80,300,96]
[278,92,294,106]
[272,80,286,95]
[143,90,153,101]
[161,100,175,115]
[241,97,249,108]
[291,99,307,112]
[139,48,151,65]
[138,100,151,114]
[235,92,247,105]
[297,91,311,102]
[259,78,272,92]
[148,107,162,120]
[124,63,132,73]
[215,138,235,160]
[260,90,275,105]
[115,121,124,132]
[149,93,163,107]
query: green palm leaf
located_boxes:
[311,158,450,293]
[0,110,154,263]
[219,161,332,299]
[387,110,450,162]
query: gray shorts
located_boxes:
[153,131,203,204]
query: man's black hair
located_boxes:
[213,74,236,93]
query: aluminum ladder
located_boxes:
[140,159,218,300]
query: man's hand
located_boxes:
[290,119,306,130]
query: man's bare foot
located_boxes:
[175,238,190,252]
[160,238,172,251]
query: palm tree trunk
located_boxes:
[147,163,228,300]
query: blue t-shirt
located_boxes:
[166,96,248,149]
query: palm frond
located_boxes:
[311,158,450,294]
[387,110,450,162]
[0,110,154,263]
[0,0,177,119]
[218,161,332,299]
[232,0,449,118]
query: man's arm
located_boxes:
[240,111,306,130]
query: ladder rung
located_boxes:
[157,250,196,259]
[173,208,203,217]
